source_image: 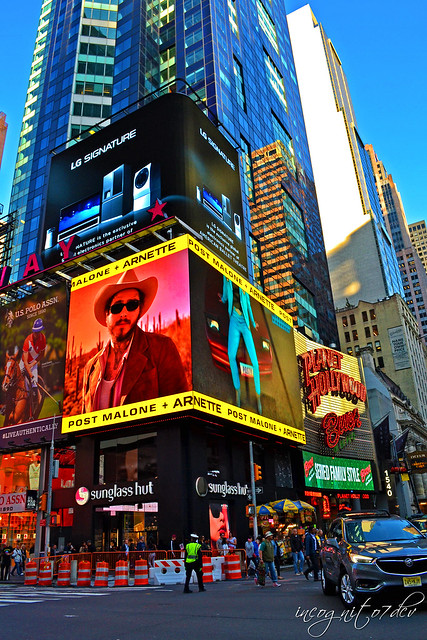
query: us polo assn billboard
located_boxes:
[0,285,67,446]
[62,235,304,444]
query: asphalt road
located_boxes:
[1,569,427,640]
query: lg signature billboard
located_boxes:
[62,235,304,444]
[41,93,247,277]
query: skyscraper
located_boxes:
[409,220,427,273]
[366,144,427,345]
[287,5,403,309]
[0,112,7,169]
[5,0,337,346]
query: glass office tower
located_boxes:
[6,0,338,345]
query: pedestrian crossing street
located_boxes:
[0,585,157,608]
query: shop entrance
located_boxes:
[94,508,158,551]
[0,511,37,549]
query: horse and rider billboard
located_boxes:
[0,285,67,447]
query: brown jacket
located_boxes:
[82,326,188,413]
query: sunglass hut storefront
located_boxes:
[61,237,307,551]
[294,333,378,527]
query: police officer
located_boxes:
[183,534,206,593]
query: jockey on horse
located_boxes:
[19,318,47,408]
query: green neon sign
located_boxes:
[303,451,374,491]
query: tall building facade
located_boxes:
[0,112,7,169]
[4,0,337,346]
[409,220,427,274]
[287,5,403,309]
[366,144,427,345]
[335,295,427,426]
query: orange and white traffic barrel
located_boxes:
[115,560,129,587]
[38,561,53,586]
[202,555,214,583]
[24,561,38,586]
[94,561,109,587]
[224,554,242,580]
[134,560,148,586]
[57,561,71,587]
[77,560,92,587]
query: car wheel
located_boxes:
[321,569,336,595]
[338,570,358,609]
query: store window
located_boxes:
[0,449,42,547]
[98,432,157,484]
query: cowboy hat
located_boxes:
[93,268,158,326]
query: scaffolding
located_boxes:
[0,204,16,269]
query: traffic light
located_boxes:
[254,464,262,481]
[38,493,47,512]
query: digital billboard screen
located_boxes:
[62,236,304,443]
[302,451,374,492]
[41,93,247,276]
[0,285,67,446]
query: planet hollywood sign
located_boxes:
[298,348,367,453]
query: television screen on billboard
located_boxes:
[41,93,247,276]
[62,236,304,444]
[0,285,67,446]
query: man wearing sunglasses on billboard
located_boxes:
[82,268,188,413]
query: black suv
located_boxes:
[320,511,427,608]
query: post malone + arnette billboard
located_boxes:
[62,236,304,444]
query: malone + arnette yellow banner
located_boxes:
[62,390,305,444]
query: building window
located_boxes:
[344,331,350,343]
[362,311,368,322]
[364,326,371,338]
[282,189,308,257]
[98,433,157,484]
[377,356,384,368]
[342,316,348,327]
[352,330,358,341]
[161,45,176,84]
[257,0,278,52]
[347,347,353,355]
[271,111,296,177]
[372,325,379,336]
[264,50,287,108]
[367,342,373,350]
[233,57,246,111]
[240,136,255,203]
[369,309,376,320]
[354,345,360,355]
[350,314,356,325]
[228,0,239,37]
[375,340,381,351]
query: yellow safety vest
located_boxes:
[185,542,201,563]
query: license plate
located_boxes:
[240,363,254,377]
[403,576,422,587]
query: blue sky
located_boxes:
[0,1,425,225]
